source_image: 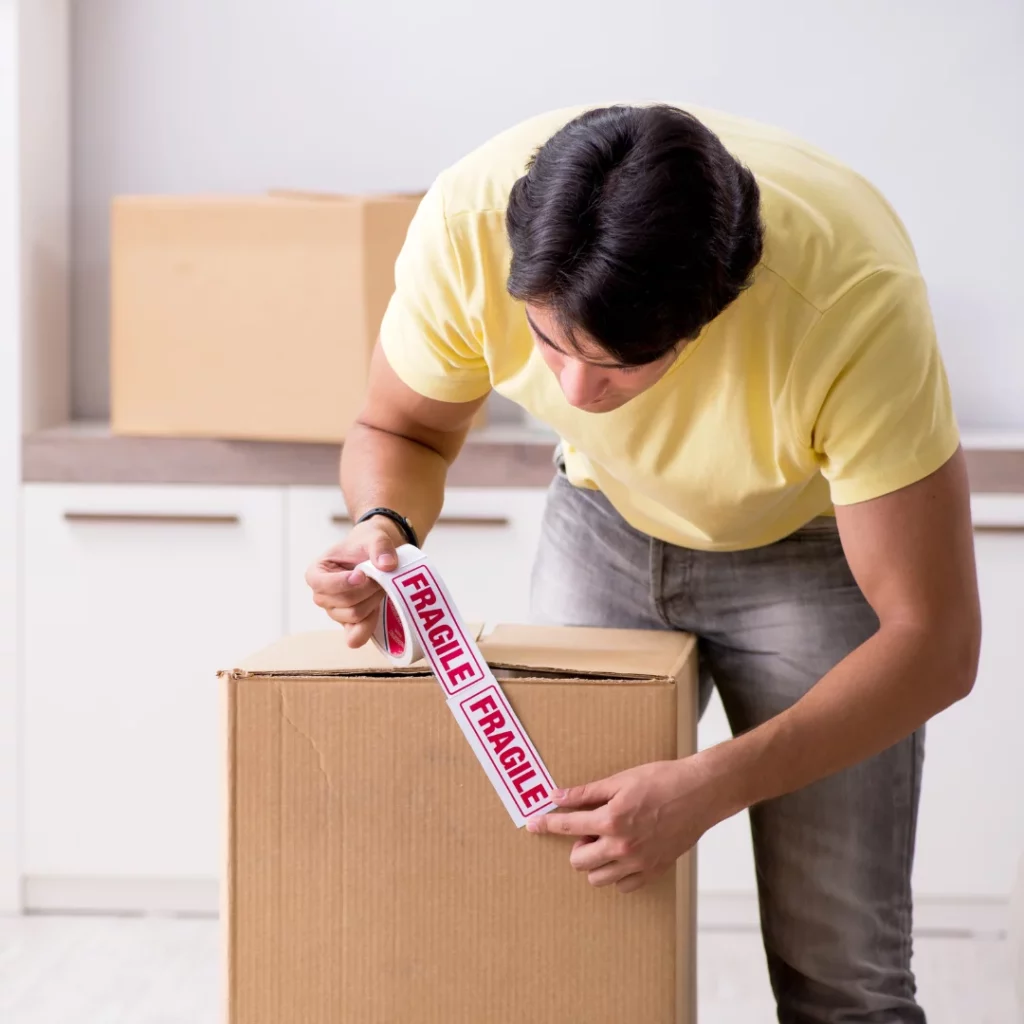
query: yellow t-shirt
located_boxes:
[379,103,960,552]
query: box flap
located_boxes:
[229,625,481,677]
[228,624,694,681]
[266,188,425,204]
[477,624,695,680]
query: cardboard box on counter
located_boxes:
[111,191,485,443]
[221,624,698,1024]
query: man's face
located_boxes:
[524,304,677,413]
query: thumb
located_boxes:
[368,528,398,572]
[553,776,618,809]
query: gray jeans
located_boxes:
[530,467,925,1024]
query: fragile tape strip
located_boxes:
[360,544,557,828]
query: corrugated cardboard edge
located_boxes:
[490,663,659,681]
[224,664,671,683]
[478,624,692,679]
[665,634,699,688]
[221,669,237,1024]
[225,665,431,680]
[674,637,699,1024]
[226,625,484,677]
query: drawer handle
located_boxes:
[331,514,510,528]
[64,512,242,526]
[973,523,1024,534]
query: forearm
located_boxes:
[700,622,977,822]
[340,421,450,544]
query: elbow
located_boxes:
[943,607,982,704]
[896,604,981,709]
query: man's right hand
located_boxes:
[304,517,406,648]
[312,341,487,646]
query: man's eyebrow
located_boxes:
[524,309,631,370]
[524,309,563,353]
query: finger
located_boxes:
[343,614,379,649]
[314,574,381,606]
[325,593,382,625]
[526,807,610,837]
[571,837,594,859]
[308,563,375,597]
[551,777,619,810]
[569,836,621,873]
[315,581,379,609]
[367,531,398,572]
[614,872,647,894]
[587,859,640,888]
[306,563,353,595]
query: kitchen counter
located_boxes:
[21,422,560,488]
[21,422,1024,492]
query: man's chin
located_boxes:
[578,395,630,414]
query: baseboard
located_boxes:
[698,891,1010,938]
[19,877,1011,939]
[22,876,219,916]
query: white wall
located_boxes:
[0,0,23,912]
[71,0,1024,427]
[1,0,69,913]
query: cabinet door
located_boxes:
[22,484,285,884]
[696,693,758,900]
[912,496,1024,899]
[286,487,549,635]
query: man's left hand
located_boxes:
[526,757,722,893]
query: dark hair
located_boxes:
[505,105,764,365]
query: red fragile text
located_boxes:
[397,568,483,693]
[465,691,551,812]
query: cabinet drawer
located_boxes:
[285,487,549,636]
[22,484,285,882]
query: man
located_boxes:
[306,103,981,1022]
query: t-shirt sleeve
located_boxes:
[794,269,961,506]
[377,181,493,403]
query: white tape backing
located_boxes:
[359,544,557,828]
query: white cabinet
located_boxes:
[696,694,758,900]
[285,486,549,635]
[913,496,1024,901]
[17,481,1024,923]
[22,484,285,886]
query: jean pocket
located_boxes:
[552,440,567,475]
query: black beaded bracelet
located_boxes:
[354,507,419,548]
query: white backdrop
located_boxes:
[71,0,1024,427]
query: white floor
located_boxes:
[0,914,1017,1023]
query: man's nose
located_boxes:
[559,360,605,408]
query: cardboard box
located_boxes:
[111,191,485,443]
[222,624,698,1024]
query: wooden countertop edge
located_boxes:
[963,449,1024,494]
[20,429,1024,493]
[21,429,561,488]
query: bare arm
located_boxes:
[306,342,488,645]
[529,449,983,893]
[341,342,488,543]
[705,446,981,816]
